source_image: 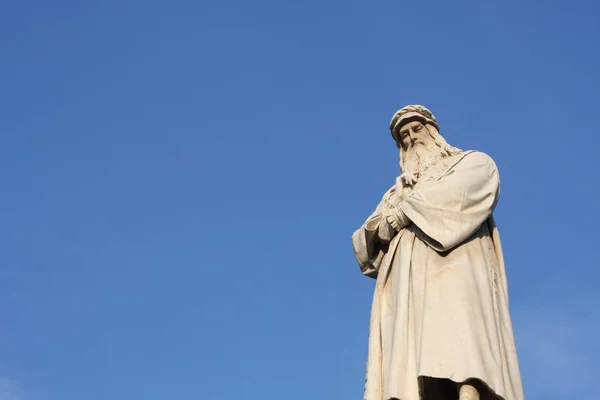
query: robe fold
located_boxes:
[352,151,524,400]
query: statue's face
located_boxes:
[395,120,429,150]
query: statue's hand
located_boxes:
[400,171,417,187]
[386,214,400,231]
[378,214,397,243]
[385,206,411,232]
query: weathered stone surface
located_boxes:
[352,105,525,400]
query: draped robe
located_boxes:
[352,151,524,400]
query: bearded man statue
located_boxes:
[352,105,525,400]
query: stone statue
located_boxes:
[352,105,525,400]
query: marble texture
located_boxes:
[352,105,525,400]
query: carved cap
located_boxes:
[389,105,439,138]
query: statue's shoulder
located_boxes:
[438,150,473,171]
[459,150,498,169]
[433,151,497,180]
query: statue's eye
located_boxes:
[414,125,423,132]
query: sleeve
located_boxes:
[351,201,388,279]
[398,151,500,252]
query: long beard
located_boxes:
[400,141,445,181]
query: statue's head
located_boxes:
[390,105,438,145]
[389,105,461,180]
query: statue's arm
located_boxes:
[397,151,500,252]
[351,223,383,279]
[351,201,390,279]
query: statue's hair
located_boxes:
[400,123,462,172]
[425,124,462,157]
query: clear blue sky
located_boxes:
[1,1,599,399]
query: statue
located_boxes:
[352,105,525,400]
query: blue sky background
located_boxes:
[1,0,599,399]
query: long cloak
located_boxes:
[352,151,524,400]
